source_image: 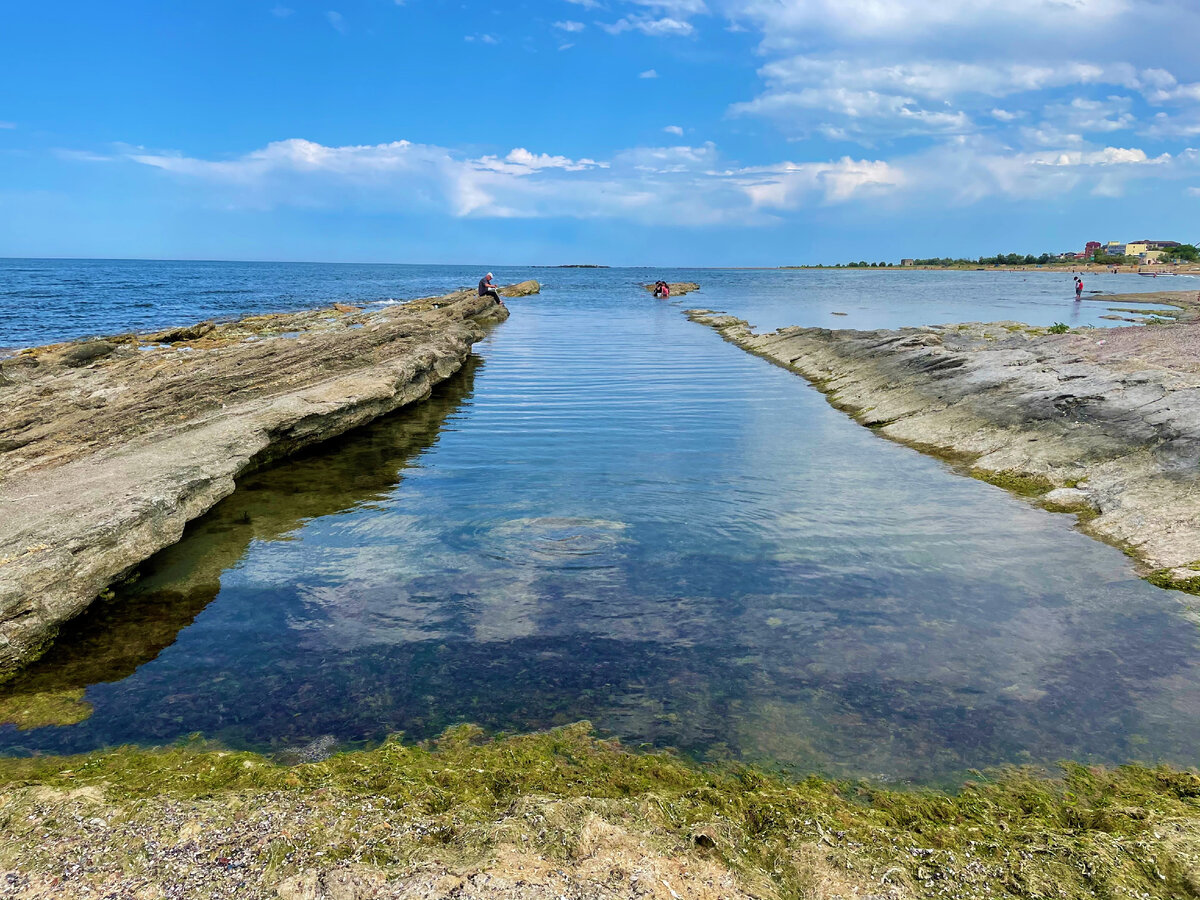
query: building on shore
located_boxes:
[900,258,915,267]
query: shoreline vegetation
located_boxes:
[4,723,1200,899]
[782,263,1200,275]
[0,282,538,683]
[686,289,1200,594]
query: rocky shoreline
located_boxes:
[0,282,537,682]
[686,290,1200,593]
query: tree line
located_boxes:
[834,245,1198,268]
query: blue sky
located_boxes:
[2,0,1200,264]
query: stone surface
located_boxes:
[0,282,538,681]
[686,290,1200,591]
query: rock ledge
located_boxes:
[686,291,1200,593]
[0,282,537,680]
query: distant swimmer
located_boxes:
[478,272,504,305]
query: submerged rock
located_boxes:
[0,283,535,681]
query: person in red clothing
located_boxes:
[1075,276,1083,301]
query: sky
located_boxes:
[2,0,1200,265]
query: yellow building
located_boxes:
[1125,241,1149,256]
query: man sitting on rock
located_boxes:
[478,272,504,306]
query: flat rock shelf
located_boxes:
[0,281,538,681]
[686,289,1200,593]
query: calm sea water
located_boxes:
[1,259,1196,783]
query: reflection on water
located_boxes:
[0,359,481,737]
[3,274,1200,784]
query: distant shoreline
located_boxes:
[780,263,1200,275]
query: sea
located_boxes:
[1,258,1196,784]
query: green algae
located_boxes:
[970,470,1054,497]
[1147,565,1200,596]
[0,687,92,730]
[3,723,1200,898]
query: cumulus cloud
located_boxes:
[639,69,658,78]
[727,52,1200,147]
[599,16,694,35]
[663,125,684,135]
[724,0,1133,48]
[734,158,904,207]
[475,147,608,174]
[105,136,913,224]
[86,128,1198,226]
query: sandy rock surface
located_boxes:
[686,290,1200,591]
[0,282,537,680]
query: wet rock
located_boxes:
[150,321,217,343]
[1042,487,1092,510]
[53,340,121,367]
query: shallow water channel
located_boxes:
[2,266,1198,783]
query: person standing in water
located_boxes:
[1075,276,1083,301]
[478,272,504,305]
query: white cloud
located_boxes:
[326,10,346,33]
[558,42,575,51]
[728,55,1200,144]
[727,0,1132,47]
[1040,96,1135,134]
[105,136,905,224]
[465,33,499,44]
[565,0,603,8]
[475,147,608,174]
[735,157,904,207]
[663,125,684,135]
[553,20,585,31]
[599,15,694,35]
[639,69,658,79]
[82,129,1199,227]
